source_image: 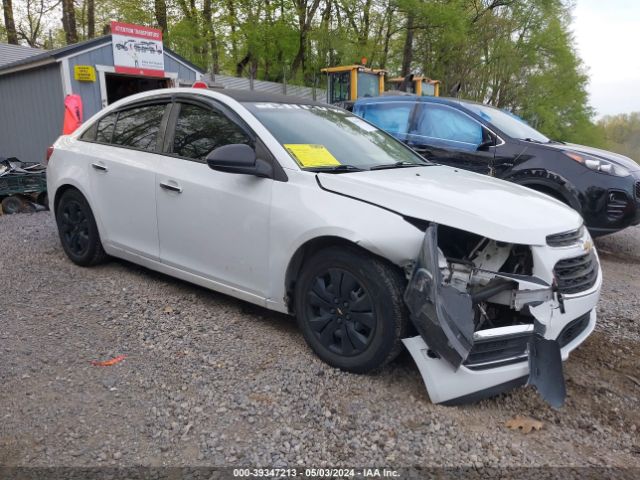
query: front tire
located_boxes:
[294,247,409,373]
[55,189,107,266]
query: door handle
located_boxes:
[159,181,183,193]
[91,162,108,172]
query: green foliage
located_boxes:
[409,0,603,146]
[597,113,640,163]
[13,0,607,145]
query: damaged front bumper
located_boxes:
[402,223,602,406]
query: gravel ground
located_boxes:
[0,211,639,470]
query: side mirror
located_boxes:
[206,144,272,178]
[477,131,496,150]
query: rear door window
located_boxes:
[412,104,483,148]
[93,113,118,143]
[171,103,252,161]
[357,102,414,138]
[112,104,166,151]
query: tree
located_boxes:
[202,0,219,73]
[87,0,94,38]
[291,0,322,79]
[598,113,640,163]
[2,0,19,44]
[400,10,413,76]
[61,0,78,44]
[16,0,61,47]
[154,0,167,34]
[3,0,603,147]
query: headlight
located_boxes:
[563,151,630,177]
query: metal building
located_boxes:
[0,35,203,164]
[0,43,44,68]
[201,73,326,101]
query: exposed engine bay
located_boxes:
[403,223,568,407]
[436,225,540,333]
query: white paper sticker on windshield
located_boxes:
[345,116,378,132]
[253,102,339,113]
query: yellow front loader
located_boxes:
[321,65,386,105]
[387,75,440,96]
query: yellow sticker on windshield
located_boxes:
[283,144,341,168]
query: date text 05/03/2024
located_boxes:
[232,468,400,477]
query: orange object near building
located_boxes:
[63,94,83,134]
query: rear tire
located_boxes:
[294,246,409,373]
[55,189,107,266]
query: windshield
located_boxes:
[244,102,429,170]
[465,103,550,143]
[357,72,380,98]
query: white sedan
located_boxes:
[46,88,601,405]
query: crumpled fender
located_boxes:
[403,223,474,369]
[402,223,567,407]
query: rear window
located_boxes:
[95,113,117,143]
[111,105,166,151]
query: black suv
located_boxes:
[352,96,640,236]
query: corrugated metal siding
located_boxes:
[67,42,113,118]
[0,64,64,163]
[0,43,44,68]
[203,73,326,101]
[164,53,197,83]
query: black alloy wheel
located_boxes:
[60,199,90,257]
[55,189,107,266]
[306,268,376,357]
[295,246,409,373]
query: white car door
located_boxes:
[155,100,273,298]
[87,102,169,259]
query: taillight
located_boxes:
[45,146,54,165]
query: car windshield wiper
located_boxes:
[306,164,365,173]
[523,137,565,145]
[369,161,432,171]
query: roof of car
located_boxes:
[354,94,484,109]
[100,87,332,115]
[213,88,327,106]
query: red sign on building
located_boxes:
[111,21,165,77]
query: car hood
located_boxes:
[317,166,583,245]
[541,142,640,173]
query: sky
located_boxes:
[572,0,640,118]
